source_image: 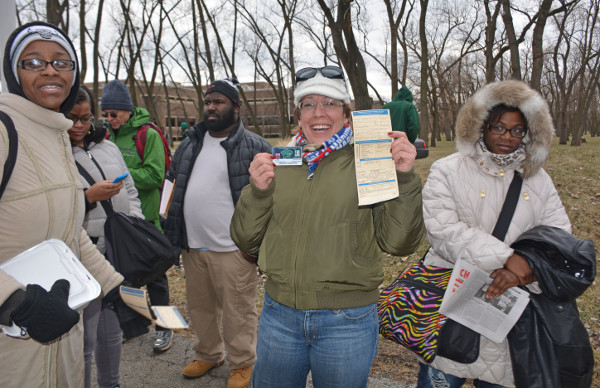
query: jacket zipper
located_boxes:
[293,165,314,308]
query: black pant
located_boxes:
[147,273,170,331]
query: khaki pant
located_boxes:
[182,249,258,369]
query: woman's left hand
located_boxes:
[389,131,416,172]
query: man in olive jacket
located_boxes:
[164,78,271,388]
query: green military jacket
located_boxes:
[231,144,425,310]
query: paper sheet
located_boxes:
[159,179,174,217]
[352,110,399,205]
[120,286,188,329]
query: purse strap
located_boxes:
[75,159,115,215]
[0,111,18,200]
[491,171,523,241]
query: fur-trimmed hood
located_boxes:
[455,80,554,178]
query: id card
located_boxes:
[272,146,302,166]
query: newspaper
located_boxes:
[120,286,189,329]
[439,258,530,343]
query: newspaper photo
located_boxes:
[439,258,530,343]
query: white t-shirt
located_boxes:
[183,132,237,252]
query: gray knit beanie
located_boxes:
[101,80,133,111]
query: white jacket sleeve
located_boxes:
[423,161,514,272]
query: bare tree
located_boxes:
[418,0,430,142]
[46,0,68,29]
[316,0,373,109]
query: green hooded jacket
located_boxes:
[106,107,165,228]
[382,86,420,143]
[231,144,425,310]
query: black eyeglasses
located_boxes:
[295,66,344,83]
[66,115,94,125]
[488,124,528,138]
[17,58,75,72]
[102,112,118,119]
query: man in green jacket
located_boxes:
[101,79,173,353]
[382,86,420,143]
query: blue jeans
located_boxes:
[252,293,379,388]
[417,363,505,388]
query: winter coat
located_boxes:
[382,86,419,143]
[164,119,271,250]
[0,93,123,388]
[72,138,144,253]
[106,107,164,228]
[508,225,595,388]
[422,80,571,386]
[230,140,426,310]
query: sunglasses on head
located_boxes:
[102,112,118,119]
[295,66,344,83]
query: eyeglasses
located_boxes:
[17,58,75,72]
[488,124,528,138]
[66,115,94,125]
[297,99,344,113]
[102,112,118,119]
[295,66,344,83]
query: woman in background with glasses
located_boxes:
[417,80,571,387]
[67,85,143,388]
[0,22,123,387]
[231,66,426,387]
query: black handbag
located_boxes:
[75,159,179,287]
[378,172,523,364]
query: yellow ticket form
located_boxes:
[120,286,189,329]
[352,109,399,206]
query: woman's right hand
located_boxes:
[85,180,123,203]
[486,268,520,298]
[249,152,276,190]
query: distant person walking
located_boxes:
[101,79,173,353]
[164,78,271,388]
[383,86,419,143]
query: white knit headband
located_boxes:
[10,25,77,86]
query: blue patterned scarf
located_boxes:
[294,124,353,180]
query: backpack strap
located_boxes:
[491,171,523,241]
[133,124,150,163]
[0,111,18,200]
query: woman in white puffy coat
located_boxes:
[419,80,571,387]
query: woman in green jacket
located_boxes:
[230,66,425,388]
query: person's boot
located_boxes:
[227,365,253,388]
[182,360,225,379]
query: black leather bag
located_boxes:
[75,160,179,287]
[102,206,179,287]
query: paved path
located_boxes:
[92,332,414,388]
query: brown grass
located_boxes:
[167,136,600,384]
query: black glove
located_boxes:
[10,279,80,343]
